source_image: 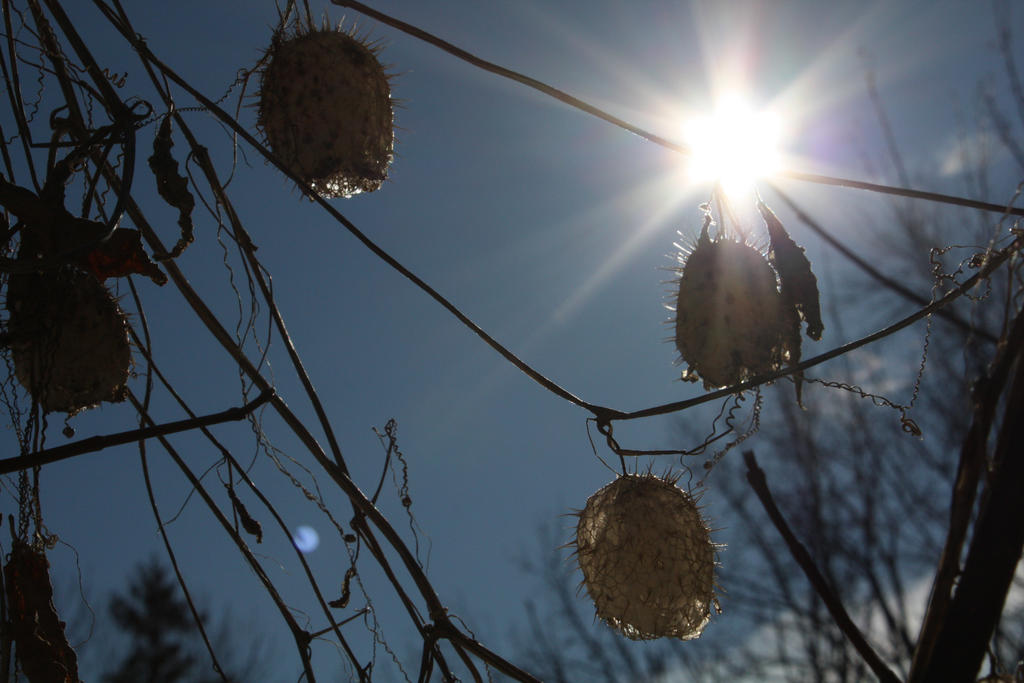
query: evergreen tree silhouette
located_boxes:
[103,558,225,683]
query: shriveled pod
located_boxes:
[574,473,719,640]
[258,21,394,198]
[6,265,131,415]
[4,540,80,682]
[673,217,786,389]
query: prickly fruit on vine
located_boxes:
[258,22,393,198]
[673,216,786,389]
[6,266,131,415]
[574,473,718,640]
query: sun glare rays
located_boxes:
[683,93,782,198]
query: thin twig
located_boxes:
[440,626,543,683]
[186,140,352,473]
[742,450,901,683]
[127,271,229,682]
[102,171,410,679]
[38,0,138,235]
[861,50,910,188]
[1,0,41,190]
[126,392,319,683]
[334,0,1024,219]
[133,375,230,682]
[125,326,366,676]
[0,390,274,474]
[994,0,1024,132]
[416,626,438,683]
[330,0,687,151]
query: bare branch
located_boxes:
[743,450,902,683]
[915,326,1024,681]
[910,306,1024,682]
[0,389,274,474]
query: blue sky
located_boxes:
[6,0,1024,680]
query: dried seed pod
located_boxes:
[574,473,718,640]
[6,265,131,415]
[258,21,394,198]
[4,540,80,682]
[673,218,786,389]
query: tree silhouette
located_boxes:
[103,558,253,683]
[0,1,1022,681]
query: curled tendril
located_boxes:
[901,415,922,437]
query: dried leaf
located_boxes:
[757,198,824,341]
[148,115,195,260]
[757,198,825,406]
[329,567,357,609]
[226,484,263,543]
[83,228,167,285]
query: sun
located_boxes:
[684,93,782,197]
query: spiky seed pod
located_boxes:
[674,220,786,389]
[575,474,717,640]
[258,22,393,198]
[6,266,131,415]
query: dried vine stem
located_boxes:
[124,325,360,666]
[111,173,454,676]
[742,450,901,683]
[333,0,1024,219]
[131,288,230,683]
[1,0,42,189]
[125,391,322,682]
[0,390,273,474]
